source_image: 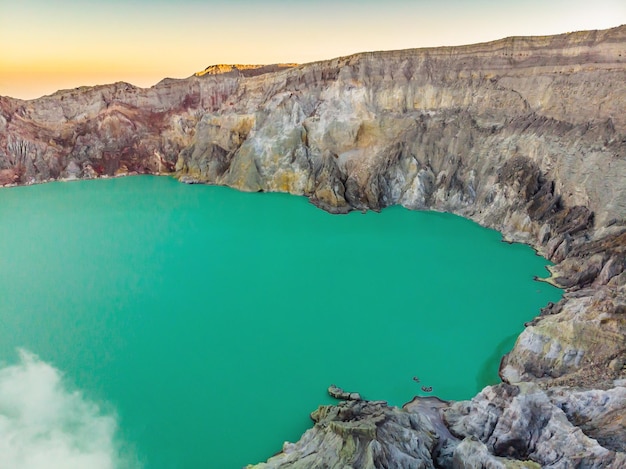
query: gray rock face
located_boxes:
[548,386,626,453]
[1,26,626,468]
[250,399,439,469]
[442,383,626,468]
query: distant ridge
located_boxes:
[195,63,298,77]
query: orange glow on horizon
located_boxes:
[2,0,624,100]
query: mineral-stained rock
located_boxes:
[2,25,626,468]
[247,400,439,469]
[548,386,626,453]
[442,383,626,468]
[450,437,541,469]
[249,385,626,469]
[500,286,626,387]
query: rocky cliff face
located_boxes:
[1,25,626,468]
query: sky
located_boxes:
[1,0,625,100]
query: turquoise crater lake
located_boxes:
[0,176,562,468]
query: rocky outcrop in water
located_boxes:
[1,25,625,468]
[251,399,440,469]
[328,384,362,401]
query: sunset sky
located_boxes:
[2,0,625,100]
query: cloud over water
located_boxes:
[0,349,140,469]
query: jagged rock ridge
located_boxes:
[1,25,626,468]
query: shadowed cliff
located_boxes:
[1,25,626,468]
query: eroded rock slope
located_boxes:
[1,26,626,467]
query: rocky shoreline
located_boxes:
[249,384,626,468]
[1,26,625,467]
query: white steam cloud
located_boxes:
[0,349,141,469]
